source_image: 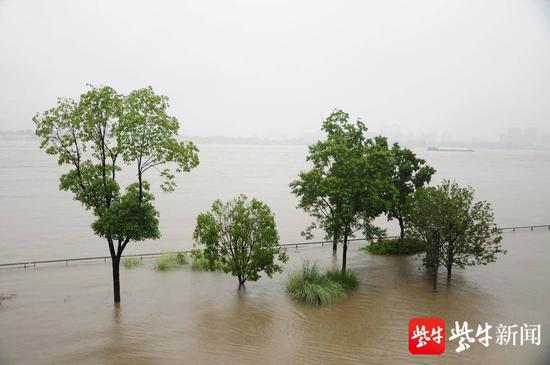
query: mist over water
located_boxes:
[0,141,549,364]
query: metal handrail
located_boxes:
[0,224,548,269]
[498,225,550,231]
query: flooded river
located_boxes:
[1,141,549,364]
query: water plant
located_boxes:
[361,237,427,255]
[154,252,188,271]
[122,257,143,269]
[286,261,358,306]
[324,269,359,290]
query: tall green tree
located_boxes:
[34,85,199,303]
[407,180,505,279]
[387,143,435,239]
[290,110,392,272]
[193,195,288,289]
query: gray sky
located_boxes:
[1,0,549,140]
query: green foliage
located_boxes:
[154,252,188,271]
[193,195,288,288]
[361,237,427,255]
[33,84,199,302]
[290,109,392,270]
[190,249,224,271]
[118,86,199,194]
[92,182,159,242]
[324,269,359,291]
[406,180,506,277]
[286,262,358,306]
[387,143,435,238]
[122,257,143,269]
[34,84,199,225]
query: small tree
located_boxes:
[193,195,288,289]
[290,110,392,272]
[387,143,435,239]
[407,180,505,279]
[34,85,199,303]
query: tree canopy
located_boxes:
[193,195,288,289]
[387,143,435,239]
[290,109,392,272]
[406,180,505,278]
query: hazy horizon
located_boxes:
[1,0,550,141]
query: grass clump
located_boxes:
[122,257,143,269]
[190,249,224,271]
[155,252,188,271]
[325,269,359,291]
[361,237,426,255]
[286,262,358,306]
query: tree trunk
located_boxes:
[341,235,348,273]
[447,265,452,279]
[332,234,338,254]
[112,255,121,303]
[138,170,143,202]
[398,216,405,239]
[238,275,246,290]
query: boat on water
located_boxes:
[427,146,474,152]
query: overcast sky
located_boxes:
[1,0,549,140]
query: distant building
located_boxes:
[499,127,550,150]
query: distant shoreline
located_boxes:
[1,130,549,150]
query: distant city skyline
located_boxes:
[2,126,549,150]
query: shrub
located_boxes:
[122,257,143,269]
[286,262,357,306]
[190,249,224,271]
[155,252,188,271]
[193,195,288,289]
[361,237,426,255]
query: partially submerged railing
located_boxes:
[1,224,548,269]
[498,224,550,232]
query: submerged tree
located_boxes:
[289,167,342,254]
[34,85,199,303]
[193,195,288,289]
[387,143,435,239]
[290,110,392,272]
[407,180,505,279]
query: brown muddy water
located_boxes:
[1,141,550,364]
